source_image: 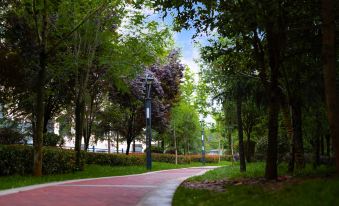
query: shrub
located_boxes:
[43,132,65,147]
[144,146,164,154]
[255,135,289,161]
[0,144,81,176]
[0,128,26,145]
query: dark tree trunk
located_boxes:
[133,139,136,153]
[43,98,53,134]
[34,53,46,177]
[228,132,232,156]
[116,133,119,154]
[246,128,252,163]
[320,135,325,156]
[236,87,246,172]
[291,99,305,170]
[33,0,48,177]
[265,21,282,180]
[265,88,280,180]
[288,145,295,174]
[321,0,339,173]
[161,140,165,152]
[281,103,295,174]
[75,91,85,170]
[125,112,135,155]
[314,135,321,168]
[326,134,331,156]
[84,97,95,151]
[126,139,132,155]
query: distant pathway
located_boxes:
[0,167,217,206]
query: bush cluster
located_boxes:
[0,128,26,145]
[43,133,65,147]
[0,144,81,176]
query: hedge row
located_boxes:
[0,144,229,176]
[0,144,82,176]
[86,152,145,166]
[145,153,223,164]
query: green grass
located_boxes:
[0,161,230,191]
[173,162,339,206]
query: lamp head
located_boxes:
[145,74,154,85]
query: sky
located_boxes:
[146,12,203,76]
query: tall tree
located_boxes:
[321,0,339,172]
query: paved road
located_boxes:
[0,167,216,206]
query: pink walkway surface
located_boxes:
[0,168,210,206]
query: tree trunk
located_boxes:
[321,135,325,156]
[108,135,111,153]
[228,131,232,156]
[173,122,178,165]
[33,0,48,177]
[281,104,295,174]
[264,22,282,180]
[326,134,331,156]
[116,132,119,154]
[125,112,134,155]
[126,138,132,155]
[236,86,246,172]
[75,93,85,170]
[321,0,339,173]
[291,99,305,170]
[133,139,136,153]
[314,134,321,168]
[43,99,53,134]
[34,53,46,177]
[246,128,251,163]
[161,139,165,152]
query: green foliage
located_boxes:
[146,146,164,154]
[0,145,83,176]
[43,133,65,147]
[0,128,26,145]
[170,100,201,154]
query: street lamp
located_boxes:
[145,74,154,170]
[200,120,205,165]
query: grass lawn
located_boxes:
[0,161,230,191]
[173,162,339,206]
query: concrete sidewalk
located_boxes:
[0,166,217,206]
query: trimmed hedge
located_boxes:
[1,145,228,176]
[0,144,81,176]
[86,153,222,166]
[86,152,145,166]
[151,153,221,164]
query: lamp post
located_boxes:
[200,120,205,165]
[145,74,154,170]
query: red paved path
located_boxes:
[0,168,210,206]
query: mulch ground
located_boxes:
[182,175,333,192]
